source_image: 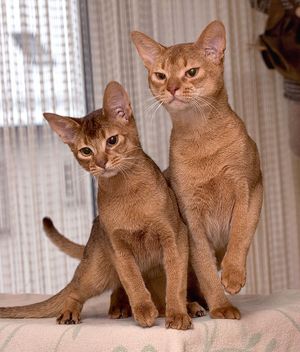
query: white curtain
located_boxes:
[87,0,300,294]
[0,0,299,295]
[0,0,93,293]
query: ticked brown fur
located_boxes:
[131,21,263,319]
[0,82,193,329]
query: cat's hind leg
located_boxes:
[57,238,116,324]
[187,268,207,317]
[108,286,132,319]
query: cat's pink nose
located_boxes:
[96,159,107,169]
[167,85,179,96]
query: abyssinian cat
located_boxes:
[0,81,194,330]
[130,20,263,319]
[42,215,206,319]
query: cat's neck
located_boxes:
[168,86,232,132]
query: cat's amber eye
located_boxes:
[155,72,166,80]
[80,147,93,156]
[106,135,118,146]
[185,68,199,78]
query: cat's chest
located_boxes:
[108,226,163,270]
[169,136,237,220]
[170,140,228,188]
[169,129,247,189]
[128,230,163,269]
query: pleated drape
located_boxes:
[0,0,93,293]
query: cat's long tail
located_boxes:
[43,217,84,260]
[0,285,72,318]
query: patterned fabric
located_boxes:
[284,79,300,101]
[251,0,300,99]
[1,291,300,352]
[249,0,271,13]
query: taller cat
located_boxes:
[131,20,263,319]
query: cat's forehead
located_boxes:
[81,109,105,138]
[80,108,124,141]
[159,43,204,70]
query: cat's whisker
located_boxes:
[145,94,163,103]
[197,96,218,107]
[117,164,131,181]
[117,167,127,180]
[144,101,162,118]
[144,101,160,114]
[190,100,200,115]
[144,99,161,112]
[190,99,209,121]
[190,95,219,114]
[121,160,148,175]
[190,100,202,116]
[122,147,143,156]
[122,157,137,161]
[149,101,163,123]
[145,94,164,102]
[190,96,219,116]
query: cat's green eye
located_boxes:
[80,147,93,156]
[107,135,118,146]
[185,68,199,78]
[155,72,166,80]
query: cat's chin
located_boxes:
[90,168,119,179]
[99,169,120,178]
[164,99,191,113]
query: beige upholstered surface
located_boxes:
[0,290,300,352]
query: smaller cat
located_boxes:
[0,81,193,329]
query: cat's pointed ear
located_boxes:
[103,81,132,123]
[43,113,81,144]
[131,31,165,69]
[195,21,226,64]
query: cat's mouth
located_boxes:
[166,96,189,109]
[101,169,119,178]
[169,96,185,103]
[90,167,119,178]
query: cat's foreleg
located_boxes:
[112,246,158,328]
[161,224,192,330]
[185,209,241,319]
[221,181,263,294]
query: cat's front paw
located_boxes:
[210,304,241,320]
[221,262,246,295]
[165,311,192,330]
[57,309,81,324]
[187,301,207,318]
[132,301,158,327]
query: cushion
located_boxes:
[0,290,300,351]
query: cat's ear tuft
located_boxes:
[131,31,165,69]
[195,20,226,64]
[103,81,132,123]
[43,113,80,144]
